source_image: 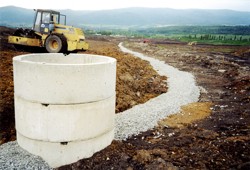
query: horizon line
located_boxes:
[0,5,249,13]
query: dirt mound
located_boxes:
[233,48,250,59]
[86,40,167,112]
[0,26,16,51]
[0,26,15,36]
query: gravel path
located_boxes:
[0,43,200,169]
[0,141,52,170]
[115,43,200,140]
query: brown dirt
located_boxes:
[86,38,168,113]
[159,102,213,128]
[0,26,167,145]
[0,27,250,169]
[59,40,249,170]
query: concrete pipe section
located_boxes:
[13,53,117,168]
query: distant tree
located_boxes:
[98,31,112,36]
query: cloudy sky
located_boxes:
[1,0,249,11]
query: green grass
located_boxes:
[84,25,250,46]
[148,34,250,45]
[178,34,250,45]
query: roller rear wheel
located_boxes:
[45,34,67,53]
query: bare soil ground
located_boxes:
[60,40,249,169]
[1,26,250,169]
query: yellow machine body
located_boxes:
[8,36,41,46]
[8,9,88,53]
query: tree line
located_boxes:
[187,34,250,42]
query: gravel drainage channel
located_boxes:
[0,43,200,169]
[115,43,200,140]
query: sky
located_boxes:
[0,0,250,11]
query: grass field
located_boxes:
[87,25,250,46]
[178,34,250,45]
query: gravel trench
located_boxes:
[115,43,200,140]
[0,43,200,169]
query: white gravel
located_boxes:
[115,43,200,140]
[0,43,200,169]
[0,141,52,170]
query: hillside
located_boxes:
[0,6,250,28]
[0,6,34,26]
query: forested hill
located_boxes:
[0,6,250,27]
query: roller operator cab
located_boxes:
[8,9,89,53]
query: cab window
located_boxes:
[51,14,59,24]
[34,11,42,32]
[42,12,51,24]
